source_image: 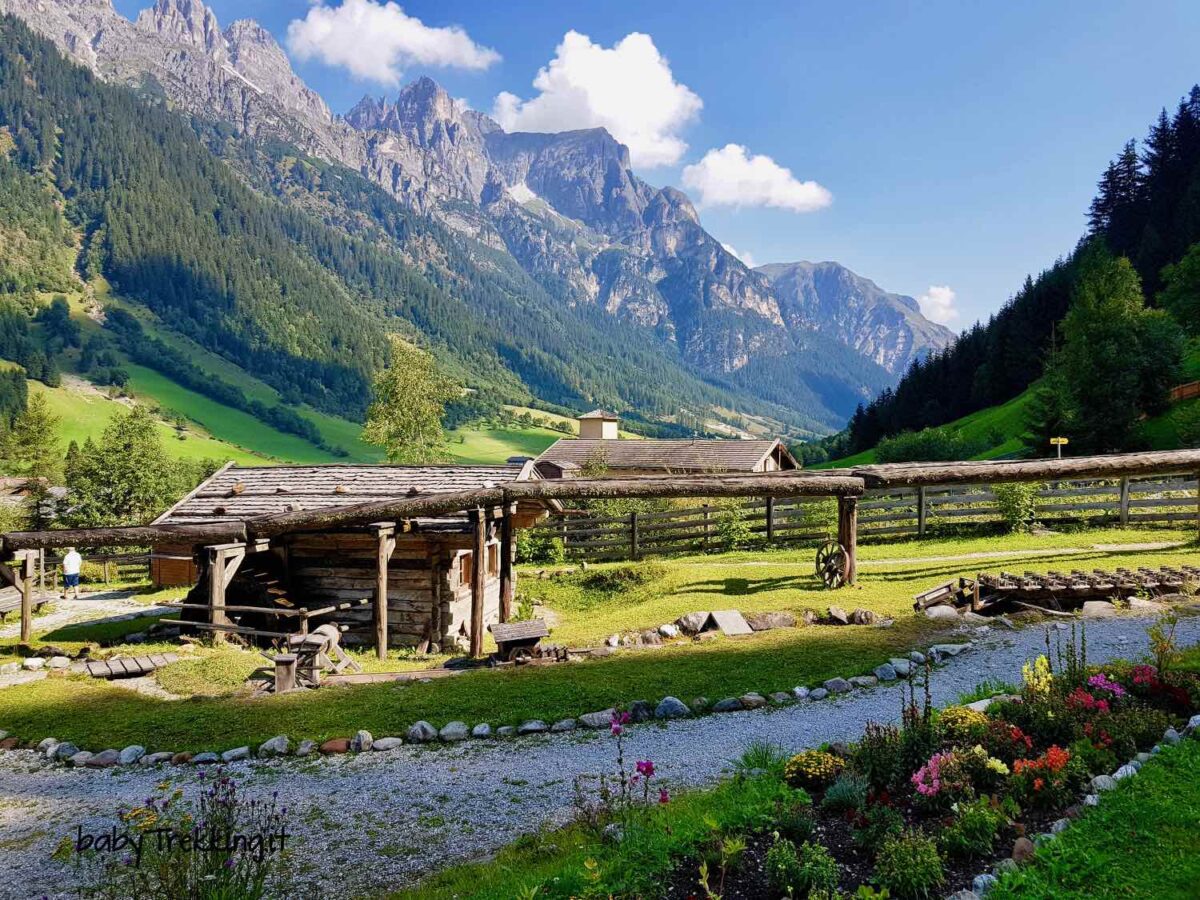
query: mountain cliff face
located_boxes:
[2,0,956,428]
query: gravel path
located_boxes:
[0,590,166,641]
[2,614,1198,899]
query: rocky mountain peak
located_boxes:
[136,0,222,54]
[646,187,700,227]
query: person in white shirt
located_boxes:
[61,547,82,600]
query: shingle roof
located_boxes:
[154,463,534,525]
[534,439,795,473]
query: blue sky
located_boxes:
[117,0,1200,329]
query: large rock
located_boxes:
[909,651,926,664]
[657,623,680,639]
[930,643,971,660]
[470,724,492,739]
[86,749,120,768]
[578,709,616,729]
[192,751,221,764]
[888,658,912,677]
[517,720,548,735]
[1081,600,1117,618]
[826,606,850,625]
[1011,836,1036,863]
[873,663,898,682]
[823,677,852,694]
[372,736,404,751]
[1163,727,1181,745]
[848,675,878,689]
[295,740,317,757]
[170,751,194,765]
[675,611,711,635]
[48,656,71,669]
[37,738,58,756]
[792,686,810,700]
[54,742,80,761]
[638,629,663,646]
[850,608,877,625]
[745,611,795,631]
[769,691,793,705]
[1113,763,1138,780]
[1091,774,1117,792]
[739,692,767,709]
[69,751,94,767]
[258,735,290,758]
[550,718,576,733]
[628,700,654,723]
[711,697,743,713]
[221,746,251,763]
[438,722,468,742]
[655,697,690,719]
[808,687,829,701]
[496,726,517,738]
[118,745,146,766]
[318,739,349,755]
[21,657,45,671]
[139,751,174,766]
[973,873,999,896]
[925,604,960,621]
[406,721,438,743]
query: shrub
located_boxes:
[992,481,1042,532]
[821,773,869,815]
[784,751,845,792]
[910,750,974,813]
[852,803,904,853]
[852,723,903,791]
[1103,707,1171,757]
[1010,745,1075,810]
[714,500,754,552]
[579,561,667,592]
[765,837,802,896]
[937,706,990,746]
[938,798,1006,860]
[874,830,945,899]
[514,529,565,564]
[981,719,1034,765]
[775,795,816,844]
[766,839,840,899]
[875,427,985,463]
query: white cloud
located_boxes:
[721,243,758,269]
[286,0,500,86]
[681,144,831,212]
[917,285,959,325]
[492,30,702,168]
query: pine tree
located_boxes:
[6,391,61,527]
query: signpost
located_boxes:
[1050,436,1069,459]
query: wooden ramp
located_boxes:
[84,653,179,679]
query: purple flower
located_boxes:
[636,759,655,778]
[658,788,670,804]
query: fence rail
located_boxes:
[529,474,1199,562]
[32,551,151,594]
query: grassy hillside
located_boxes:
[445,424,562,464]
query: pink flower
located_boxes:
[1088,673,1127,698]
[610,710,631,735]
[636,759,655,778]
[658,788,670,804]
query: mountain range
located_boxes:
[0,0,955,435]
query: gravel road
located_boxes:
[2,614,1197,899]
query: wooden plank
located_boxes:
[838,495,858,585]
[20,552,33,643]
[375,526,393,661]
[499,504,514,623]
[470,509,486,658]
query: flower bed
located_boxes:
[648,620,1200,898]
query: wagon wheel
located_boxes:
[511,647,535,664]
[814,540,848,589]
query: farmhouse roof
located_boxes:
[534,438,797,473]
[154,462,542,525]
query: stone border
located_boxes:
[0,638,979,769]
[945,714,1200,900]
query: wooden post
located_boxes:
[837,496,858,585]
[499,504,514,623]
[274,654,298,693]
[38,548,44,596]
[20,551,33,642]
[702,504,711,551]
[629,510,640,560]
[1119,477,1131,526]
[374,525,395,661]
[765,497,775,542]
[916,486,927,537]
[208,549,228,645]
[470,508,486,657]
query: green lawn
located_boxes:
[991,739,1200,899]
[445,424,563,463]
[0,527,1193,754]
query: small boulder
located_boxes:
[21,657,45,671]
[639,629,663,646]
[37,737,58,756]
[1136,751,1152,763]
[628,700,654,723]
[808,687,829,701]
[318,739,350,755]
[689,697,710,712]
[826,605,850,625]
[438,722,468,743]
[1184,714,1200,735]
[406,721,438,743]
[1128,596,1166,612]
[221,746,251,763]
[139,751,173,766]
[517,720,548,735]
[69,751,94,767]
[54,742,80,761]
[909,651,926,664]
[873,663,898,682]
[658,623,681,639]
[118,745,145,766]
[192,751,221,764]
[1081,600,1117,619]
[961,611,990,625]
[947,892,979,900]
[496,726,517,738]
[739,692,767,709]
[605,634,620,648]
[1050,818,1071,834]
[86,749,120,768]
[792,686,810,700]
[675,611,711,635]
[295,740,317,757]
[1011,836,1036,863]
[170,751,194,765]
[973,873,999,896]
[48,656,71,669]
[889,658,912,677]
[711,697,742,712]
[1083,793,1100,807]
[746,611,796,631]
[848,675,878,689]
[0,662,18,675]
[1163,727,1181,745]
[1091,774,1117,792]
[655,697,690,719]
[550,718,576,733]
[470,724,492,740]
[925,604,960,622]
[930,643,971,661]
[850,608,877,625]
[578,709,616,729]
[258,735,290,758]
[372,736,404,751]
[823,677,852,694]
[1113,763,1138,780]
[769,691,793,705]
[995,858,1018,875]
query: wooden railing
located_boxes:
[530,474,1198,562]
[37,551,152,592]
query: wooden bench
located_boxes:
[0,590,47,622]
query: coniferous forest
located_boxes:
[845,87,1200,456]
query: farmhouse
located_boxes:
[533,410,799,479]
[148,462,556,653]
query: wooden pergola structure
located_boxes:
[4,448,1200,655]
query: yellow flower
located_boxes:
[1022,655,1053,696]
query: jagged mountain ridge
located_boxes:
[4,0,955,427]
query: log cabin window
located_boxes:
[460,552,473,586]
[487,544,499,576]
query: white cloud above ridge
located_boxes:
[286,0,500,86]
[917,284,959,326]
[721,243,758,268]
[681,144,832,213]
[492,30,702,168]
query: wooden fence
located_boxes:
[35,551,151,594]
[531,474,1199,562]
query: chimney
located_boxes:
[578,409,618,440]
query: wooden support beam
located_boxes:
[3,521,247,552]
[207,547,231,644]
[20,551,33,642]
[498,504,514,624]
[837,496,858,585]
[470,508,486,658]
[375,523,395,661]
[765,496,775,542]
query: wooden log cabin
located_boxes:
[149,462,556,655]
